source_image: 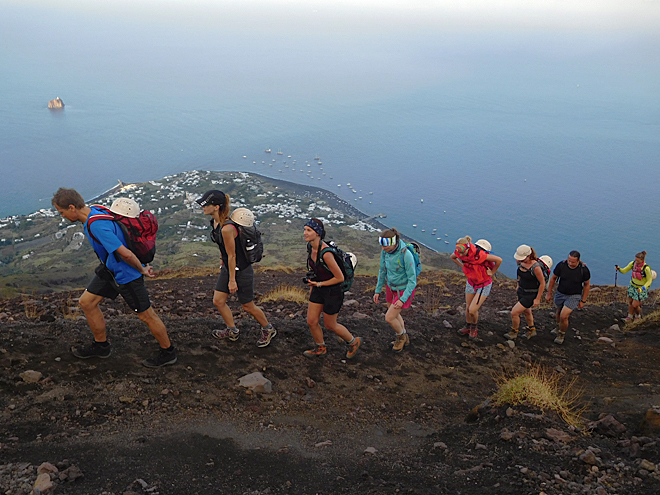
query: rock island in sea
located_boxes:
[48,97,64,109]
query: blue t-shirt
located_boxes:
[84,207,143,285]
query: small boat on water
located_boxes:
[277,149,283,155]
[314,155,320,160]
[413,224,417,228]
[318,161,322,165]
[288,155,292,158]
[243,156,247,159]
[265,148,271,153]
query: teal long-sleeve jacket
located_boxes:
[375,239,417,303]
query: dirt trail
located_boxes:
[1,272,660,494]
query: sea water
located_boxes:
[1,3,659,284]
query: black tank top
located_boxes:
[518,263,540,292]
[308,244,335,283]
[210,220,250,271]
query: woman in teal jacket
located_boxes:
[616,250,653,321]
[373,228,417,353]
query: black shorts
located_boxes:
[215,265,255,304]
[87,275,151,313]
[309,284,344,315]
[516,288,537,309]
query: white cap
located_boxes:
[539,255,553,270]
[514,244,532,261]
[348,252,358,269]
[231,208,255,227]
[475,239,492,252]
[109,198,140,218]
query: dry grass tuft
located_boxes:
[155,266,217,280]
[624,308,660,331]
[255,265,298,274]
[491,365,586,428]
[260,284,308,304]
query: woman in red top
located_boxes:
[451,236,502,339]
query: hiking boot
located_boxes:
[468,326,478,339]
[346,336,362,359]
[142,347,177,368]
[457,325,471,336]
[303,344,327,358]
[212,328,239,341]
[392,332,409,353]
[553,332,565,345]
[525,326,537,339]
[503,329,519,340]
[634,314,642,320]
[550,328,558,336]
[256,325,277,348]
[72,341,111,359]
[624,315,633,322]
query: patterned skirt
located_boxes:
[627,283,649,302]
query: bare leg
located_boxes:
[468,293,488,325]
[79,290,107,342]
[510,302,527,331]
[241,301,269,327]
[558,306,573,333]
[323,312,353,342]
[523,307,534,327]
[213,290,235,327]
[465,293,476,324]
[137,307,171,348]
[307,302,325,344]
[385,304,405,333]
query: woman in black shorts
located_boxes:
[303,218,361,359]
[198,190,276,348]
[504,244,546,340]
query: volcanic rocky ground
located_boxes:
[1,269,660,495]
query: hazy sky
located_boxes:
[7,0,660,33]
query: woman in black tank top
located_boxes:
[197,190,276,348]
[302,217,361,360]
[505,244,546,341]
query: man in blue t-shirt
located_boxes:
[545,250,591,346]
[52,187,176,368]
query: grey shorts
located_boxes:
[216,265,255,304]
[466,281,492,297]
[87,275,151,313]
[554,291,581,311]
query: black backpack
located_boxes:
[532,258,551,284]
[233,221,264,264]
[307,241,356,292]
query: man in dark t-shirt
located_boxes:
[545,250,591,346]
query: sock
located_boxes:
[161,345,174,352]
[96,341,110,347]
[263,323,273,330]
[228,326,238,332]
[347,337,355,345]
[396,330,406,336]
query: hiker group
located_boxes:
[51,187,653,368]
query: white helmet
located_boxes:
[109,197,140,218]
[231,208,255,227]
[539,255,553,270]
[348,252,358,270]
[475,239,492,252]
[652,270,658,281]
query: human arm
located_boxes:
[450,252,463,268]
[546,274,558,301]
[578,280,590,309]
[532,265,546,307]
[486,254,502,277]
[309,249,345,288]
[222,224,239,293]
[617,261,633,274]
[397,249,417,306]
[374,251,387,301]
[643,265,653,289]
[116,245,154,278]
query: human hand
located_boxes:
[545,293,551,302]
[229,280,238,293]
[533,298,540,308]
[373,293,380,304]
[393,300,403,310]
[142,265,155,278]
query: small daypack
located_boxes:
[86,205,158,264]
[231,220,264,264]
[532,258,551,284]
[459,244,490,288]
[307,240,356,292]
[397,242,422,277]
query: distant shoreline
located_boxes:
[90,171,439,254]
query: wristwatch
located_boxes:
[580,300,586,303]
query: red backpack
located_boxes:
[458,244,491,288]
[86,205,158,264]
